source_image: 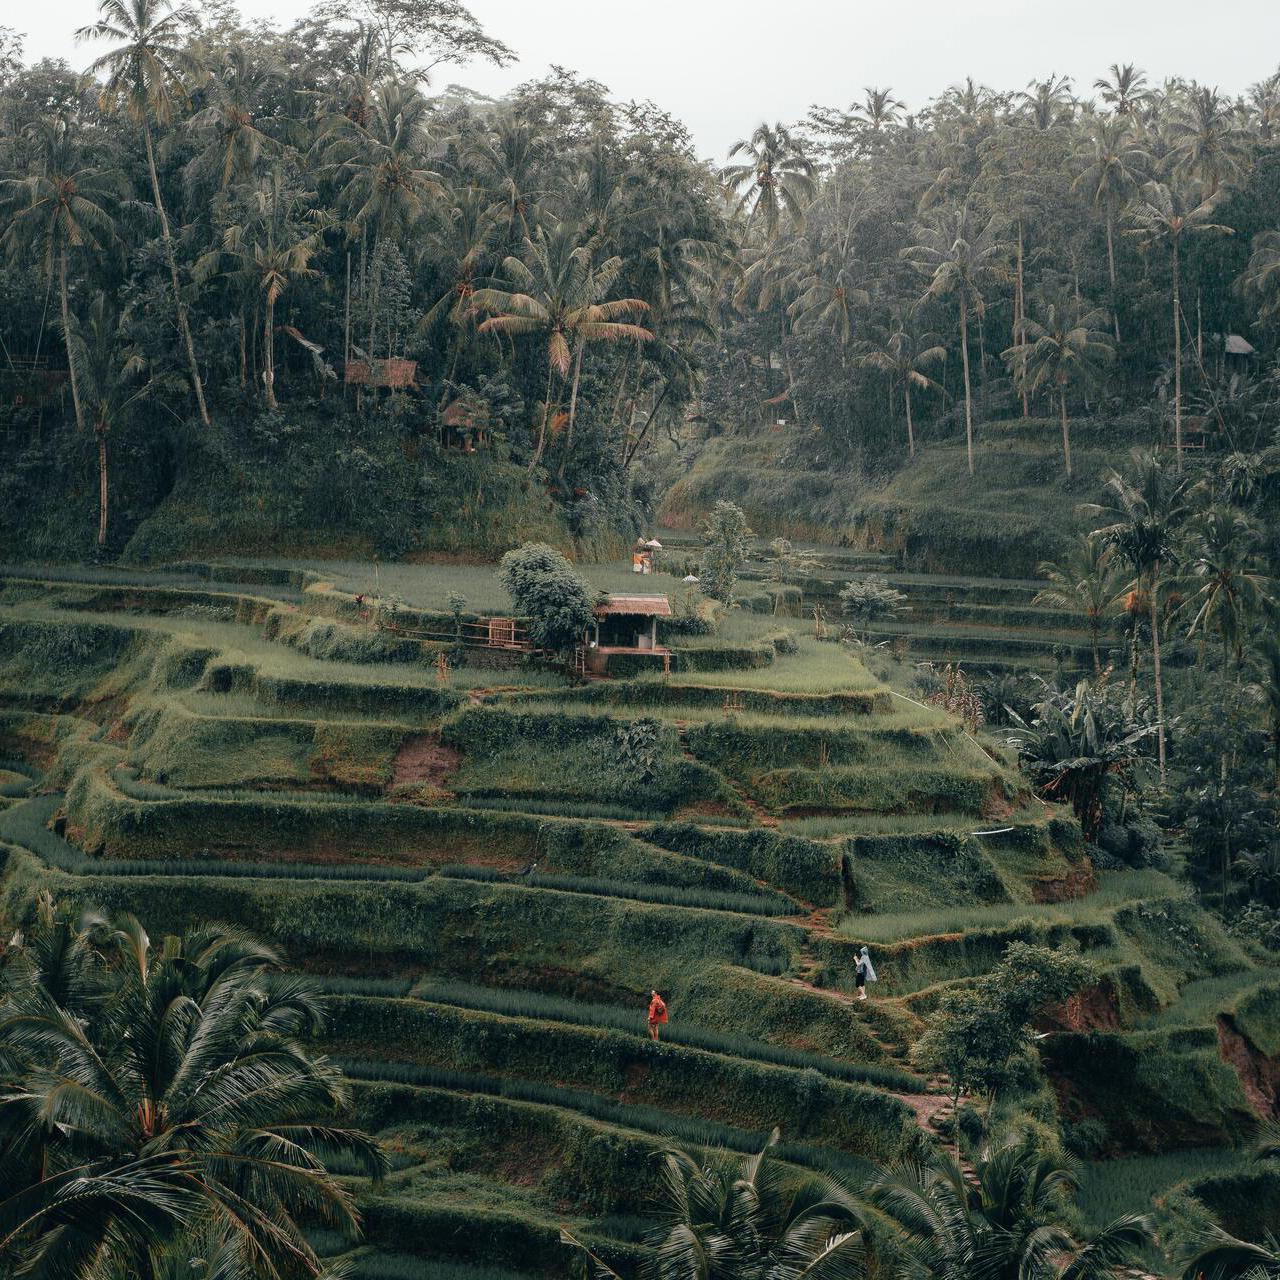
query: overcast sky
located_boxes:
[14,0,1280,161]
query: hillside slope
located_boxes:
[0,560,1275,1272]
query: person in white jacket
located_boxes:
[855,946,877,1001]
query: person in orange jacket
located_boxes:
[647,989,668,1041]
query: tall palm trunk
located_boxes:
[96,422,109,546]
[263,294,276,409]
[142,118,210,428]
[1016,222,1029,417]
[1171,238,1182,466]
[959,292,974,476]
[58,245,85,433]
[1150,561,1167,783]
[238,309,247,389]
[904,381,916,459]
[529,361,555,473]
[1105,209,1121,343]
[1059,385,1072,478]
[559,338,585,477]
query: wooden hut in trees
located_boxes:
[584,594,672,675]
[439,398,492,451]
[344,358,418,390]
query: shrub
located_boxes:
[497,543,594,652]
[700,501,752,604]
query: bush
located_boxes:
[497,543,595,652]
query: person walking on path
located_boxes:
[647,989,668,1041]
[855,946,877,1001]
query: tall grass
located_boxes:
[437,865,800,916]
[348,1256,543,1280]
[1141,971,1270,1030]
[338,1058,874,1181]
[408,979,923,1090]
[838,869,1187,943]
[1076,1148,1246,1229]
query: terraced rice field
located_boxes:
[0,558,1271,1273]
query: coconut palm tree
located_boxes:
[470,224,652,471]
[869,1133,1149,1280]
[78,0,212,428]
[1168,84,1251,196]
[902,202,1012,475]
[1125,181,1231,463]
[851,86,905,134]
[1085,449,1192,781]
[0,114,124,435]
[1256,637,1280,791]
[855,317,947,459]
[1036,538,1124,675]
[183,43,282,195]
[323,78,440,363]
[1179,1224,1280,1280]
[64,292,168,546]
[1001,297,1115,477]
[722,122,816,241]
[1018,73,1076,131]
[1238,229,1280,323]
[1073,117,1150,340]
[467,112,547,247]
[1093,64,1152,118]
[0,906,386,1279]
[1180,507,1274,665]
[563,1130,871,1280]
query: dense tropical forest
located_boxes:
[3,0,1280,1277]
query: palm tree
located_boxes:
[65,292,168,545]
[1018,73,1076,131]
[1180,507,1274,665]
[0,906,386,1279]
[1125,181,1231,463]
[1001,297,1115,477]
[78,0,212,428]
[0,114,124,435]
[470,224,652,471]
[869,1133,1149,1280]
[563,1130,870,1280]
[1256,637,1280,790]
[209,177,325,410]
[467,112,547,247]
[1085,449,1191,781]
[722,122,816,241]
[1073,117,1150,340]
[323,78,440,362]
[1238,229,1280,323]
[183,44,282,195]
[903,202,1012,475]
[1094,63,1152,117]
[855,317,947,459]
[1168,84,1250,196]
[851,86,904,133]
[1179,1224,1280,1280]
[1036,538,1124,674]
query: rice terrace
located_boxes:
[2,2,1280,1278]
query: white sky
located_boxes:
[14,0,1280,161]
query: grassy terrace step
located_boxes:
[0,609,468,718]
[324,995,917,1158]
[9,789,802,910]
[381,978,924,1090]
[0,845,804,995]
[343,1064,893,1176]
[508,678,893,717]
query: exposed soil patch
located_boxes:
[1032,863,1097,903]
[1217,1014,1280,1120]
[391,734,461,789]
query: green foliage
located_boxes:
[912,942,1095,1096]
[700,501,753,603]
[0,905,385,1279]
[498,543,595,652]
